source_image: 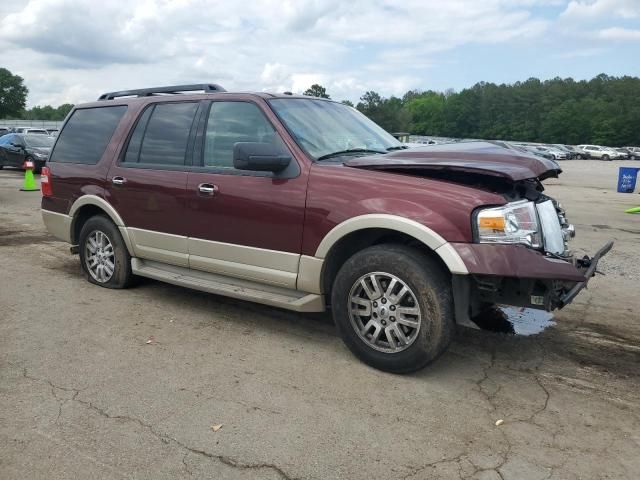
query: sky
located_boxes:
[0,0,639,108]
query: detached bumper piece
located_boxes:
[559,240,613,307]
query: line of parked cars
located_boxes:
[409,136,639,161]
[0,126,59,136]
[515,143,639,161]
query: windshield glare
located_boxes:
[24,135,54,148]
[269,98,400,159]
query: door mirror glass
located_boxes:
[233,142,291,172]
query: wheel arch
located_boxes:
[69,195,134,254]
[308,214,468,296]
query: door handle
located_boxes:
[112,176,126,186]
[198,183,219,196]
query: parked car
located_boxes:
[0,126,11,137]
[562,145,588,159]
[490,141,560,167]
[614,148,631,159]
[23,128,50,135]
[40,84,611,373]
[533,145,568,160]
[576,145,623,161]
[551,144,578,159]
[518,144,554,160]
[623,147,640,160]
[0,133,54,173]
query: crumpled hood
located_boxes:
[344,141,562,182]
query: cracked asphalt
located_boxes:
[1,161,639,480]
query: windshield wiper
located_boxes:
[316,148,387,161]
[386,146,409,151]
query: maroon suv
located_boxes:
[41,84,611,373]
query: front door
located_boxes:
[4,135,26,167]
[107,101,200,267]
[185,100,307,289]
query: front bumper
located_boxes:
[450,241,613,327]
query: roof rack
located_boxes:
[98,84,226,100]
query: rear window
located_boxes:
[49,106,127,164]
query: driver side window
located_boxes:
[203,101,285,169]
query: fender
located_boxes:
[298,214,469,295]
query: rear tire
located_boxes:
[331,244,455,373]
[79,215,133,289]
[602,154,610,161]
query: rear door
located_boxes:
[107,101,200,267]
[185,100,307,289]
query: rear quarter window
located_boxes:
[49,106,127,164]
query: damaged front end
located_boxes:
[451,190,613,328]
[344,141,613,326]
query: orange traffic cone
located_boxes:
[20,160,40,192]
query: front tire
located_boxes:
[331,244,454,373]
[602,154,610,161]
[79,215,133,289]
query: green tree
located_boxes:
[303,84,330,99]
[22,103,75,121]
[0,68,28,118]
[56,103,74,119]
[340,100,354,107]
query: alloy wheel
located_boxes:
[84,230,115,283]
[348,272,422,353]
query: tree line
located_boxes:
[305,74,640,147]
[1,67,638,145]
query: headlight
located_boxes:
[476,200,541,248]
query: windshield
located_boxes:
[269,98,400,160]
[24,135,54,148]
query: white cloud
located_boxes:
[599,27,640,40]
[561,0,640,19]
[0,0,624,107]
[555,47,607,58]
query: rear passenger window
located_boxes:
[124,102,198,166]
[49,106,127,164]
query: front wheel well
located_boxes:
[321,228,450,297]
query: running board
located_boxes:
[131,258,325,313]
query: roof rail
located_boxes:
[98,84,226,100]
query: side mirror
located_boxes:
[233,142,291,173]
[10,142,24,149]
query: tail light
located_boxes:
[41,167,53,197]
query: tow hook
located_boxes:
[576,254,606,276]
[576,255,592,269]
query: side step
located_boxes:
[131,258,325,313]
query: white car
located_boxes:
[23,128,50,135]
[519,144,567,160]
[536,145,568,160]
[576,145,623,161]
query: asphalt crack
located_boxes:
[13,364,297,480]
